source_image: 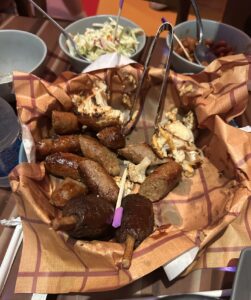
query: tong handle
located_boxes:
[123,21,173,134]
[154,22,173,129]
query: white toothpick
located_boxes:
[113,0,124,42]
[112,164,128,228]
[174,33,193,62]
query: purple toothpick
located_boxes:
[120,0,124,9]
[112,207,124,228]
[161,17,167,24]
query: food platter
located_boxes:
[9,51,251,294]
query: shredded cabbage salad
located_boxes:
[66,17,144,61]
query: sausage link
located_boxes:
[77,113,120,131]
[139,160,182,202]
[79,159,119,204]
[36,135,80,160]
[118,143,165,166]
[45,152,85,180]
[52,111,80,134]
[97,126,126,150]
[79,135,120,176]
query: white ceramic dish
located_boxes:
[0,30,47,99]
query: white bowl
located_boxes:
[0,30,47,99]
[59,15,146,72]
[171,19,251,73]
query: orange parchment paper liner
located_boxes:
[9,54,251,294]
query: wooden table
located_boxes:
[0,13,234,300]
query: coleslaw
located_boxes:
[66,17,144,61]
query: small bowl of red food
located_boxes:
[171,19,251,73]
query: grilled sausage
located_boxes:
[79,135,120,176]
[45,152,86,180]
[36,135,81,160]
[118,143,165,166]
[79,159,119,204]
[77,113,120,131]
[97,126,126,150]
[50,177,88,208]
[139,160,182,202]
[52,111,80,134]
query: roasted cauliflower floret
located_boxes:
[72,79,130,125]
[151,108,203,177]
[128,157,151,184]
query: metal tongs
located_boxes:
[191,0,216,65]
[123,21,174,135]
